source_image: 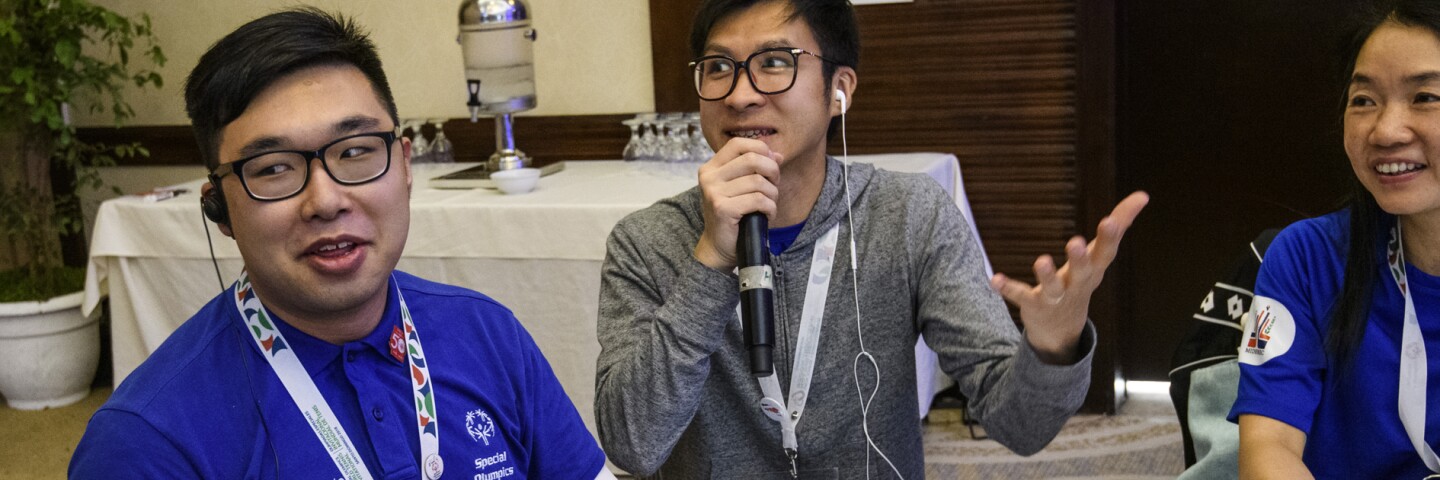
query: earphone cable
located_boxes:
[201,205,224,291]
[840,100,904,479]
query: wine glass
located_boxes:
[622,117,643,161]
[429,118,454,163]
[407,119,432,164]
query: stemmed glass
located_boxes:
[686,112,712,163]
[429,118,454,163]
[622,118,643,161]
[406,119,432,163]
[636,113,660,162]
[662,114,689,164]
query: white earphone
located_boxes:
[832,84,902,479]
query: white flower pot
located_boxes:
[0,291,99,410]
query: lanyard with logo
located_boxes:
[234,272,444,479]
[1390,223,1440,475]
[738,224,841,477]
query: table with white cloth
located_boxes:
[84,153,988,441]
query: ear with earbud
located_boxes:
[201,177,232,234]
[834,89,848,113]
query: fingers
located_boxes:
[1062,235,1088,271]
[991,191,1148,308]
[1087,191,1149,267]
[703,138,780,179]
[990,273,1033,305]
[713,191,777,226]
[693,138,783,269]
[1031,254,1062,299]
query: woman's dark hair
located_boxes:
[1328,0,1440,366]
[184,7,399,171]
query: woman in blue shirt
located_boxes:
[1232,1,1440,478]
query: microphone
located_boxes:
[737,212,775,377]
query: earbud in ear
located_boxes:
[201,176,230,227]
[834,89,848,112]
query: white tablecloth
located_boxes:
[84,154,985,440]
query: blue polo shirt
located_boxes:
[1230,211,1440,478]
[71,271,606,479]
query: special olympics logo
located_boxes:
[465,408,496,445]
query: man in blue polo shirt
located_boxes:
[70,8,610,479]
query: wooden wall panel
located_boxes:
[1115,0,1353,381]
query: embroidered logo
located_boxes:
[1239,295,1296,365]
[465,408,496,445]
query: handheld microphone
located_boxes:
[738,212,775,376]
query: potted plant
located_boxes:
[0,0,163,410]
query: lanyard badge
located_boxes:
[1389,224,1440,473]
[235,272,443,479]
[743,224,841,477]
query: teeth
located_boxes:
[317,241,354,252]
[730,129,770,139]
[1377,162,1423,174]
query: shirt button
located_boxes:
[372,407,384,421]
[346,351,357,362]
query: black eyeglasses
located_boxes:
[689,47,834,101]
[211,131,397,201]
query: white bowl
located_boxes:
[490,168,541,194]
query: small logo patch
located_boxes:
[1239,296,1295,365]
[389,326,406,362]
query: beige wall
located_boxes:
[79,0,655,126]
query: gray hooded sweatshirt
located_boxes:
[595,157,1093,478]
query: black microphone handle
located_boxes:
[738,213,775,377]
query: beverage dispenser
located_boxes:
[458,0,536,171]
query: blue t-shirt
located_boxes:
[769,221,806,256]
[1230,211,1440,478]
[71,271,606,479]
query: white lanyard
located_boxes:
[1390,224,1440,473]
[741,224,841,474]
[234,272,444,479]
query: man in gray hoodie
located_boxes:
[594,0,1149,477]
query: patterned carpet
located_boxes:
[1,388,1185,479]
[923,390,1185,479]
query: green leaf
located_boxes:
[10,67,31,84]
[54,39,78,66]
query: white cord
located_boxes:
[840,103,904,479]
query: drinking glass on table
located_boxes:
[622,117,643,161]
[429,118,454,163]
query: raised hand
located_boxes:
[989,191,1150,363]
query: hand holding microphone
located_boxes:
[693,137,783,376]
[692,138,782,269]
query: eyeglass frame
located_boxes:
[209,130,399,201]
[688,47,836,101]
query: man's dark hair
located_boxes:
[185,7,399,170]
[690,0,860,91]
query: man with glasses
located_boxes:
[594,0,1148,477]
[71,8,610,479]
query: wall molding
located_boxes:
[77,114,635,168]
